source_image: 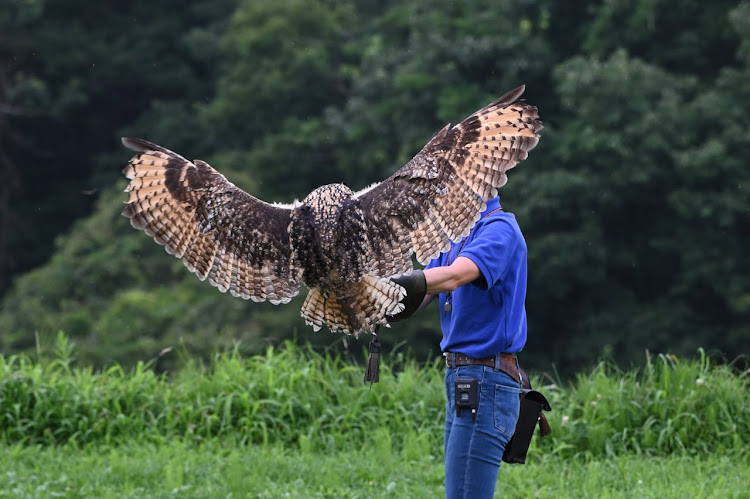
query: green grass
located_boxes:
[0,334,445,451]
[0,439,748,498]
[2,335,749,458]
[1,334,749,497]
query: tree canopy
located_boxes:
[1,0,748,374]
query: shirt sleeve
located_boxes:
[458,218,520,290]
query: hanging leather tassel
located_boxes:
[538,412,552,437]
[364,336,381,384]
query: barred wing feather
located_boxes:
[121,138,302,304]
[354,85,542,276]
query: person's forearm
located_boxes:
[423,256,481,294]
[415,293,436,313]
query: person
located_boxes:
[391,195,527,499]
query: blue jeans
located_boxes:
[444,365,521,499]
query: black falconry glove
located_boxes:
[388,270,427,322]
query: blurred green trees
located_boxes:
[1,0,747,373]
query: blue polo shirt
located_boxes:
[425,197,527,357]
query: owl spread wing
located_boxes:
[121,138,302,304]
[354,85,542,276]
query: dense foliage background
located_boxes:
[1,0,748,373]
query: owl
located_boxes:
[121,86,542,335]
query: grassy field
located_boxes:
[1,335,749,497]
[1,440,748,498]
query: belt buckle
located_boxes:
[443,352,458,368]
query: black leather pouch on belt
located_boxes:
[502,368,552,465]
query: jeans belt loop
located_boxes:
[494,353,501,371]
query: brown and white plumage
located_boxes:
[121,85,542,335]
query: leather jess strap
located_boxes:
[444,352,520,383]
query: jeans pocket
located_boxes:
[493,384,521,439]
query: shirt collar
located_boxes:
[482,196,501,215]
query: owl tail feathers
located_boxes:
[300,276,406,335]
[301,288,349,333]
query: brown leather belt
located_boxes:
[444,352,520,383]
